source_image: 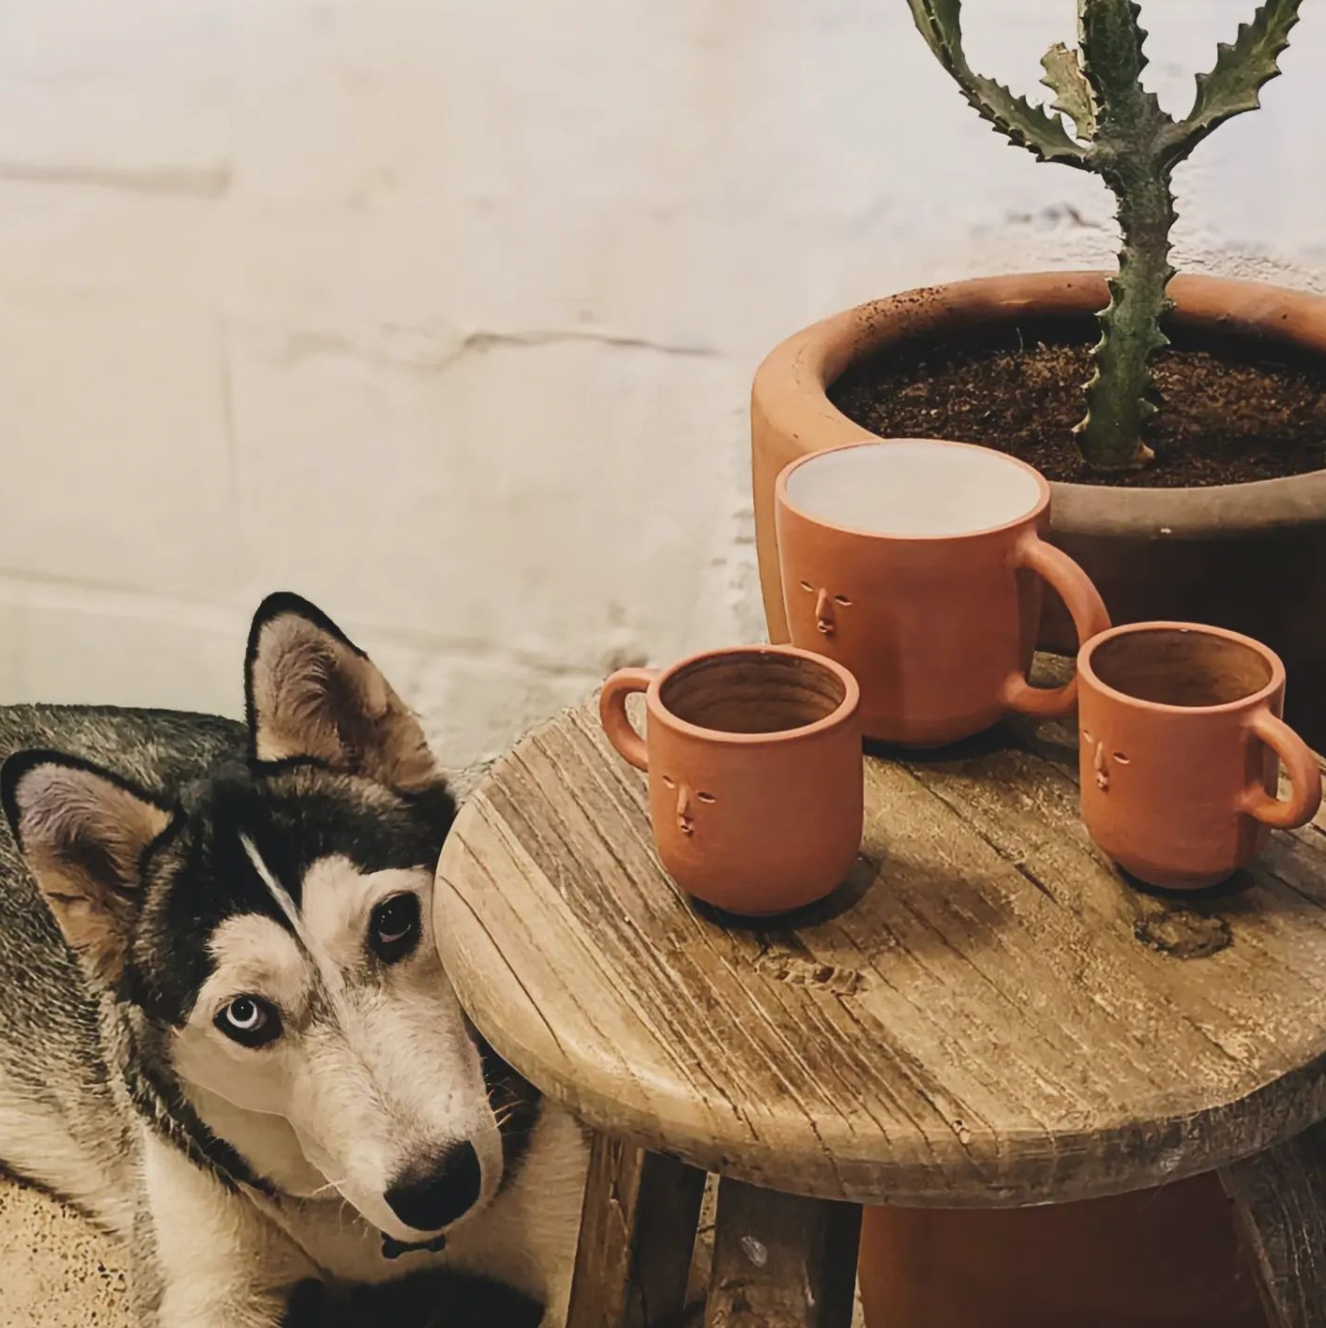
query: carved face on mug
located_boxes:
[660,775,716,837]
[1081,728,1132,794]
[795,578,854,640]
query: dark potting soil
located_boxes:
[829,331,1326,488]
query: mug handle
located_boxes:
[1000,533,1111,719]
[1240,709,1323,829]
[599,668,657,771]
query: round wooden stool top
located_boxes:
[434,690,1326,1207]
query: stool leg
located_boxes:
[704,1178,861,1328]
[567,1134,707,1328]
[1222,1120,1326,1328]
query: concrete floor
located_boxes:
[0,1177,132,1326]
[0,1173,863,1325]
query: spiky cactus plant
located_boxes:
[907,0,1304,472]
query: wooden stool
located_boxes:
[435,690,1326,1327]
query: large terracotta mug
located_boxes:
[599,645,863,915]
[1078,622,1323,890]
[774,439,1110,746]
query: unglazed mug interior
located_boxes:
[1077,621,1322,890]
[780,438,1044,538]
[599,645,864,913]
[658,650,848,734]
[1089,628,1275,709]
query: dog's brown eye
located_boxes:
[215,995,281,1049]
[371,893,421,964]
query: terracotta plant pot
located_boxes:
[775,438,1108,745]
[599,645,862,914]
[1078,621,1322,889]
[858,1173,1268,1328]
[751,272,1326,745]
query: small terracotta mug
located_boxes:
[775,439,1110,746]
[1078,622,1323,890]
[599,645,863,915]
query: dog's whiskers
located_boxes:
[307,1177,348,1200]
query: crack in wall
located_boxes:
[278,324,721,371]
[457,327,719,359]
[1005,202,1104,231]
[0,160,232,199]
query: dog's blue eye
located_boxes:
[215,995,281,1048]
[371,893,421,964]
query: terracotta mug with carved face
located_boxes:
[775,439,1111,747]
[1078,622,1323,890]
[600,645,863,915]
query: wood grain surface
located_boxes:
[704,1181,860,1328]
[435,686,1326,1206]
[1222,1120,1326,1328]
[567,1136,705,1328]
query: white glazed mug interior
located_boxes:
[782,438,1045,538]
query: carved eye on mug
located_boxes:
[662,775,676,789]
[799,580,814,593]
[833,595,852,606]
[1082,733,1129,766]
[697,792,716,804]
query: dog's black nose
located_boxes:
[385,1141,482,1233]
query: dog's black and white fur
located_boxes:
[0,594,587,1326]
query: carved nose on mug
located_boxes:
[814,589,835,637]
[676,784,695,834]
[1093,741,1110,792]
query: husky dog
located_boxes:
[0,594,587,1326]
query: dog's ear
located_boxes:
[1,752,173,986]
[245,593,443,793]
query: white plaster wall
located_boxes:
[0,0,1323,781]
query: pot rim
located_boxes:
[646,643,860,746]
[753,270,1326,538]
[1077,619,1286,718]
[776,437,1050,543]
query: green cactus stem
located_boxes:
[908,0,1306,473]
[1074,0,1173,469]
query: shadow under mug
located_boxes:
[599,645,863,915]
[775,439,1110,746]
[1077,622,1323,890]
